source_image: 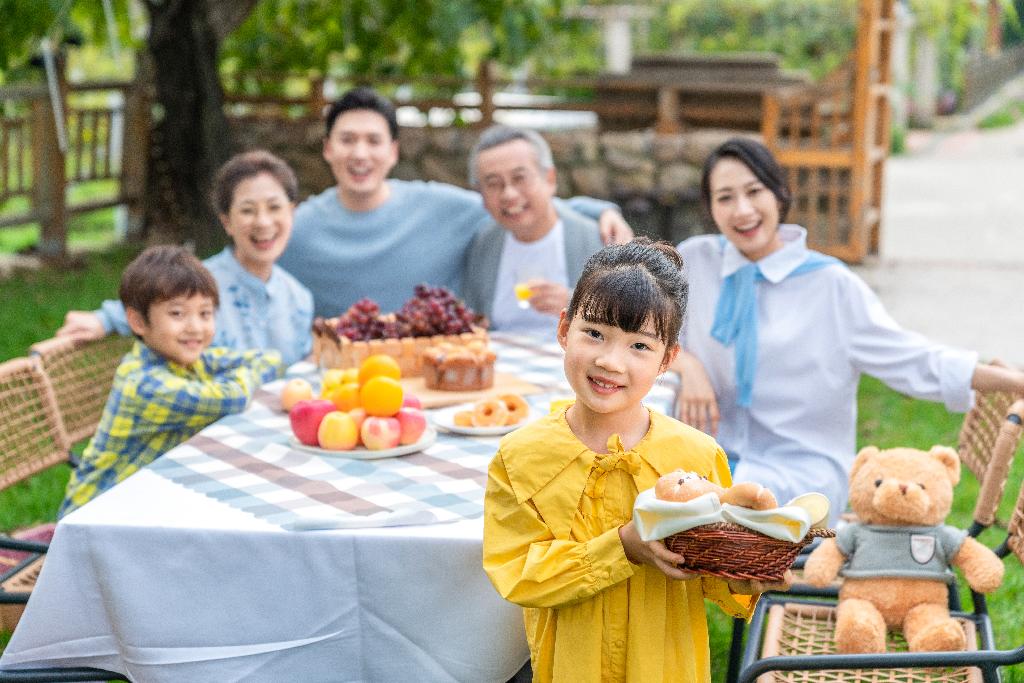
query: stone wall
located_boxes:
[229,117,753,244]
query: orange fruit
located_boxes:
[358,354,401,385]
[325,381,361,411]
[360,376,404,417]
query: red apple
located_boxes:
[395,407,427,445]
[402,394,423,410]
[360,415,401,450]
[317,411,359,450]
[289,399,337,446]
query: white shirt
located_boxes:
[490,220,568,335]
[677,225,977,520]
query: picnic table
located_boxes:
[0,333,679,682]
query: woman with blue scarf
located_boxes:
[673,138,1024,523]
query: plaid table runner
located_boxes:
[148,334,680,530]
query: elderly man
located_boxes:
[462,125,603,335]
[277,87,630,317]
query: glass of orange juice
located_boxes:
[514,267,541,309]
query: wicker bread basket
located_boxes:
[665,523,835,582]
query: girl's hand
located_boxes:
[674,351,720,435]
[618,521,696,581]
[726,570,793,596]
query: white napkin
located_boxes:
[284,509,441,531]
[633,490,723,541]
[720,503,811,542]
[633,489,816,543]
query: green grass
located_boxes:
[0,206,120,255]
[1,178,122,254]
[977,99,1024,130]
[1,249,1022,678]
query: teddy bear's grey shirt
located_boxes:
[836,524,967,583]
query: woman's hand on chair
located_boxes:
[57,311,106,341]
[674,351,720,435]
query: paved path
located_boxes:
[853,119,1024,366]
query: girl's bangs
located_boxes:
[574,267,673,343]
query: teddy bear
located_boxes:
[802,445,1005,654]
[655,469,778,509]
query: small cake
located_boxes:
[421,340,496,391]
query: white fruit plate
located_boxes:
[289,427,437,460]
[430,403,537,437]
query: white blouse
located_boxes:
[677,225,976,520]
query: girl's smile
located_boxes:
[558,311,678,451]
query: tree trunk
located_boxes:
[141,0,255,255]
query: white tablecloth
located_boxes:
[0,334,679,682]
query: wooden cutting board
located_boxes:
[400,372,545,408]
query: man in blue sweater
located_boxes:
[278,87,631,318]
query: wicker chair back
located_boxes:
[30,335,132,445]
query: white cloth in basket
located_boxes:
[633,488,814,543]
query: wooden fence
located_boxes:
[762,0,893,262]
[0,74,148,258]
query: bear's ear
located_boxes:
[850,446,880,481]
[929,445,961,485]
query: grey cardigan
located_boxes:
[461,206,603,321]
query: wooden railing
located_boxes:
[222,58,786,134]
[762,0,893,262]
[0,78,149,258]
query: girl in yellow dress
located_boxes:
[483,238,783,682]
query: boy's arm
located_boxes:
[136,349,282,424]
[482,451,635,609]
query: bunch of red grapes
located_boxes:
[333,285,476,341]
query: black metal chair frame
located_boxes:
[733,504,1024,683]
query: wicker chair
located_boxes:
[0,356,68,632]
[734,398,1024,683]
[0,356,130,682]
[726,389,1024,682]
[29,335,132,446]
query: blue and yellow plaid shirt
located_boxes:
[59,341,282,517]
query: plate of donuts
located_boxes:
[430,394,536,436]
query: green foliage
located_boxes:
[910,0,982,94]
[650,0,858,80]
[979,106,1019,129]
[221,0,578,88]
[0,0,137,79]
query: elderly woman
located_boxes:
[674,137,1024,522]
[57,150,313,366]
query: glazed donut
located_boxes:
[453,410,475,427]
[472,399,509,427]
[498,394,530,426]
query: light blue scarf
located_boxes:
[710,236,840,407]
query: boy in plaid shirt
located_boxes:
[59,246,282,517]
